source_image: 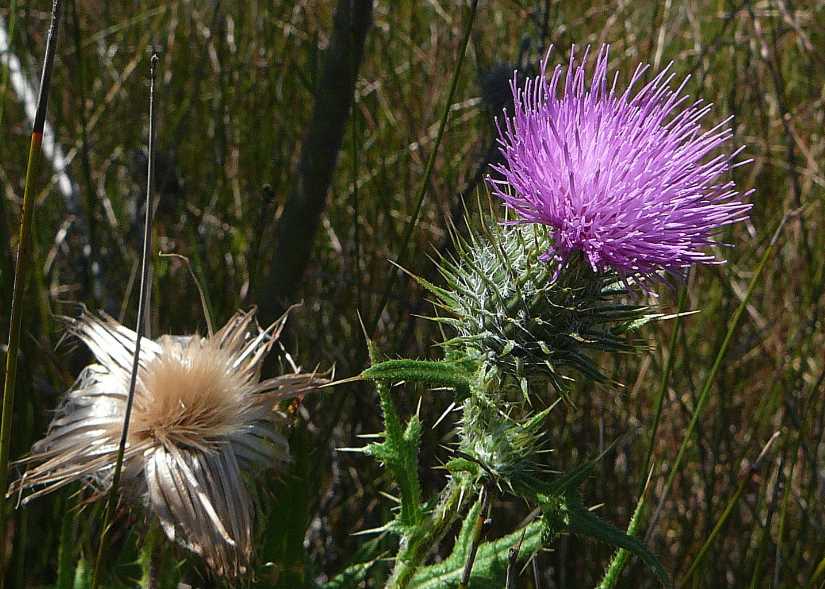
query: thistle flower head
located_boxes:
[489,45,752,279]
[424,219,655,397]
[10,310,323,577]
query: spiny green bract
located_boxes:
[449,398,553,495]
[420,218,659,399]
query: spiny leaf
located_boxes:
[566,498,671,588]
[365,342,425,529]
[409,519,546,589]
[362,359,474,390]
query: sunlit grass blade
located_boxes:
[640,285,688,492]
[368,0,479,336]
[0,1,64,581]
[680,430,780,584]
[646,214,789,539]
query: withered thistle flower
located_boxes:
[10,310,322,577]
[489,45,752,279]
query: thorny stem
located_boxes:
[367,340,423,527]
[91,51,159,589]
[388,478,468,589]
[459,485,490,589]
[0,1,63,583]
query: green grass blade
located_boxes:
[368,0,479,336]
[680,431,780,584]
[646,215,788,542]
[0,1,64,580]
[57,503,76,589]
[640,285,688,491]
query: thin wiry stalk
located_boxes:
[368,0,479,336]
[0,2,78,213]
[641,285,688,492]
[680,431,780,584]
[0,1,63,581]
[91,51,159,589]
[646,215,788,539]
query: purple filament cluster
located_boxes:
[489,45,752,279]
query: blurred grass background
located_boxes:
[0,0,823,587]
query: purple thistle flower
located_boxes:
[488,45,752,279]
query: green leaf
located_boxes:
[257,423,317,588]
[57,504,76,589]
[321,560,379,589]
[566,498,671,588]
[410,519,546,589]
[73,558,91,589]
[362,359,473,390]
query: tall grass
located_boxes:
[0,1,823,587]
[0,3,63,586]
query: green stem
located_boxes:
[362,358,473,390]
[458,486,489,589]
[370,345,405,446]
[388,479,467,589]
[0,2,63,583]
[367,341,423,528]
[139,521,162,589]
[640,285,688,492]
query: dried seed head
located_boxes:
[9,310,324,577]
[130,338,248,449]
